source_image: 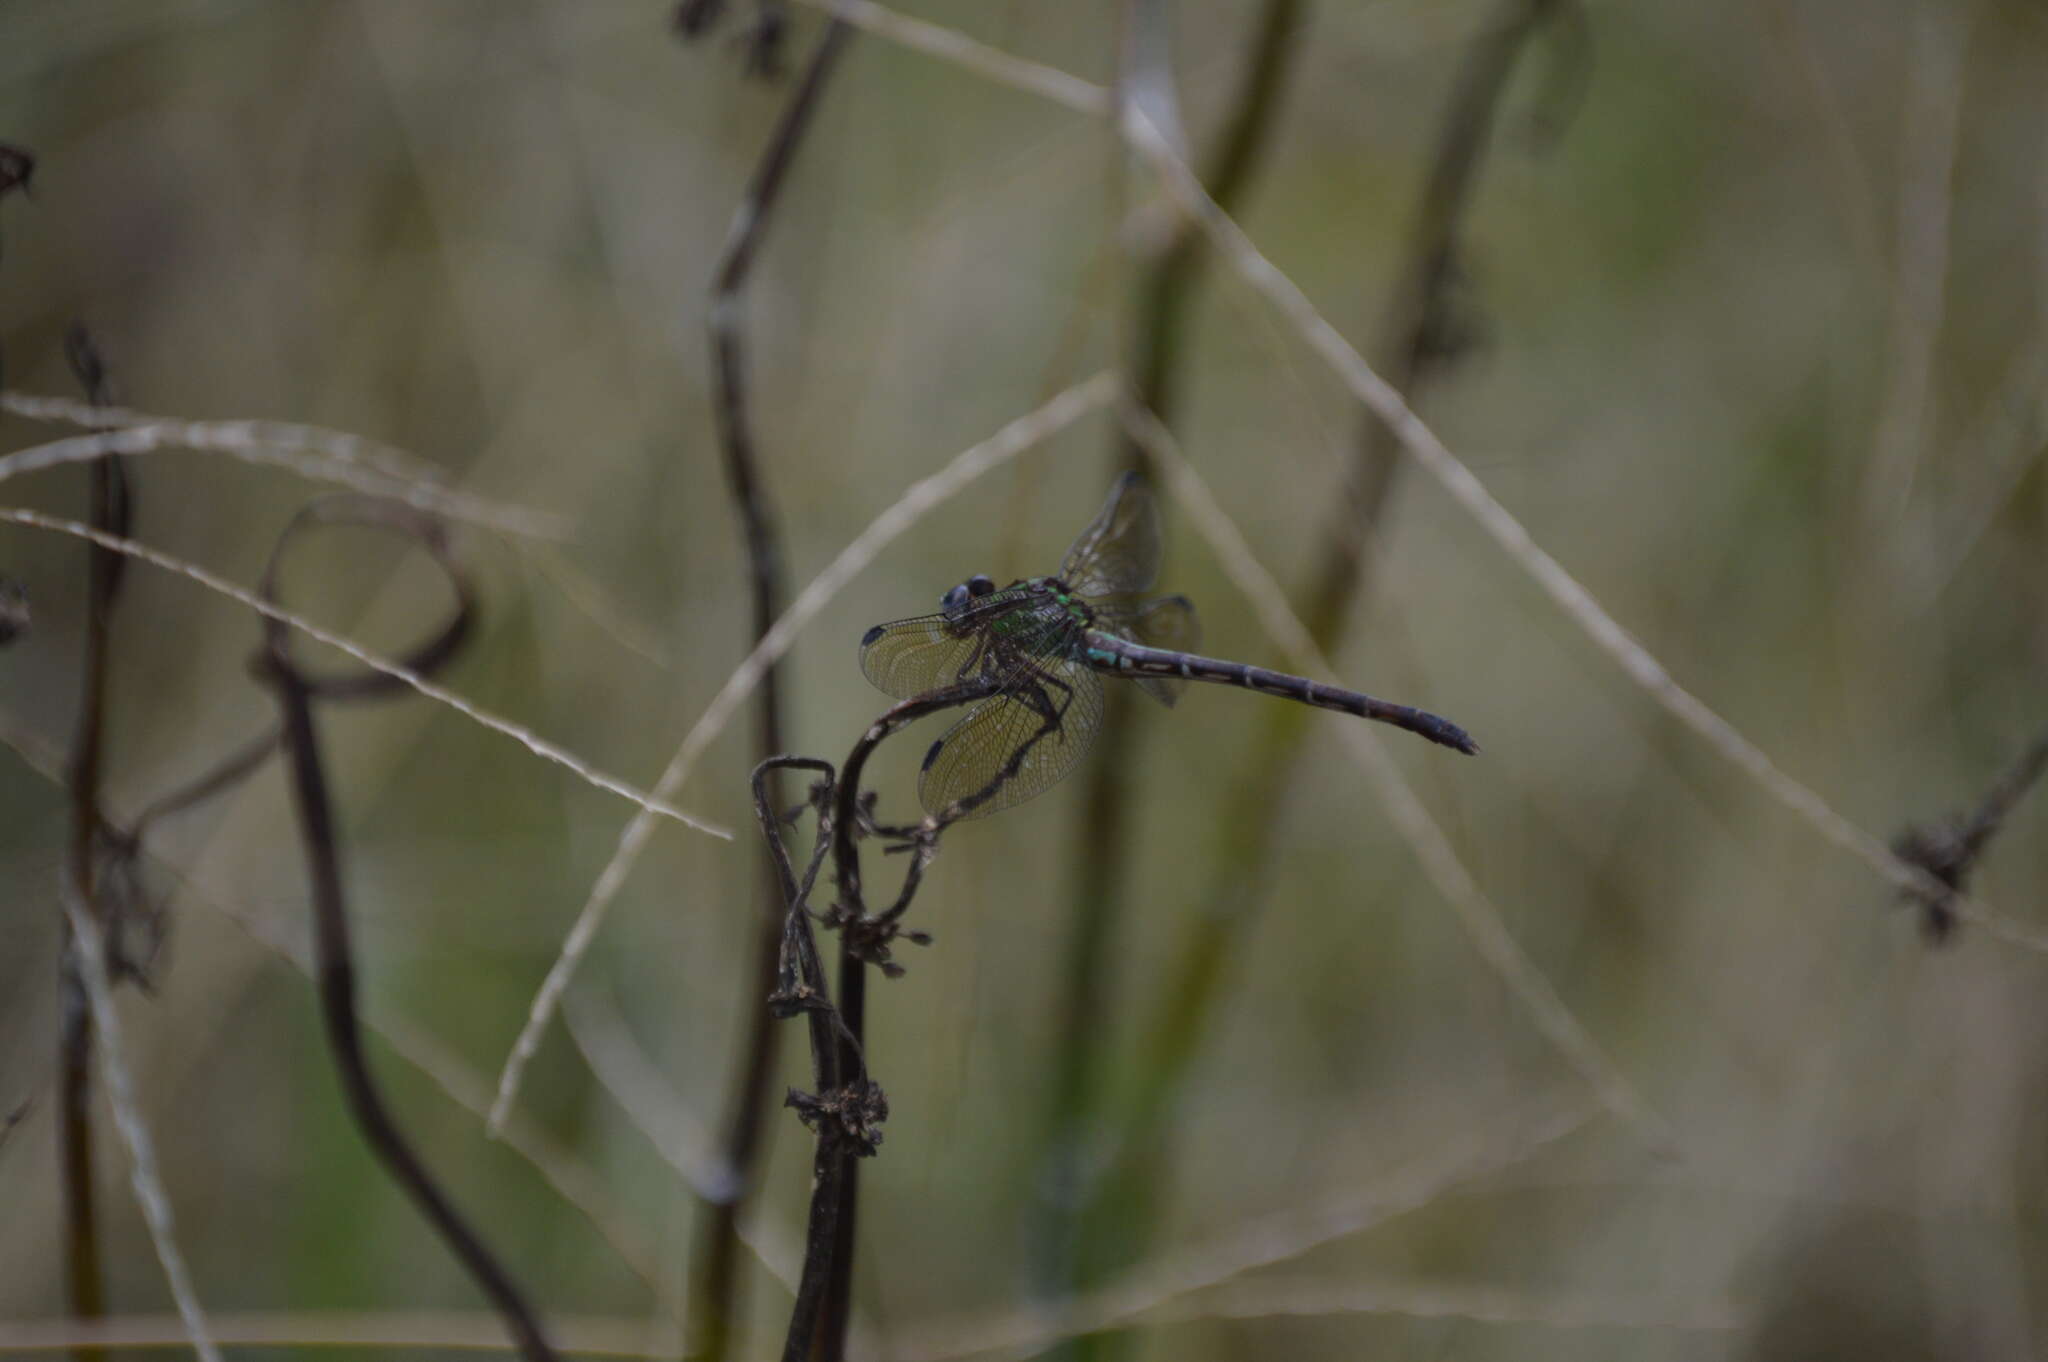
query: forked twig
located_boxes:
[748,756,853,1362]
[751,677,1002,1362]
[1892,728,2048,941]
[816,680,1005,1354]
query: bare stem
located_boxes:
[750,758,847,1362]
[254,501,558,1362]
[758,680,999,1362]
[60,325,128,1361]
[692,14,856,1359]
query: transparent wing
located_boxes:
[1091,593,1200,707]
[859,589,1047,700]
[859,613,984,701]
[918,657,1104,819]
[1059,472,1161,600]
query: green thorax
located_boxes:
[984,576,1095,645]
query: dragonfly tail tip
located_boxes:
[1437,723,1479,756]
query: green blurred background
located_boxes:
[1,1,2045,1358]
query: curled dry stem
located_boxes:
[251,496,559,1362]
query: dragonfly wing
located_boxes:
[1091,594,1200,707]
[860,589,1053,699]
[918,659,1104,819]
[1059,472,1161,599]
[859,613,984,700]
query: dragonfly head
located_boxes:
[941,573,997,615]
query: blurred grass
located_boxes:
[0,1,2044,1358]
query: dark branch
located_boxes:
[60,323,128,1356]
[0,143,33,199]
[750,757,849,1362]
[753,678,999,1362]
[1893,728,2048,942]
[689,13,854,1360]
[252,498,556,1362]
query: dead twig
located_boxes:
[753,676,1003,1362]
[688,11,855,1356]
[60,324,129,1358]
[1893,728,2048,942]
[251,497,559,1362]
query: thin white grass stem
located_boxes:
[0,509,730,839]
[784,0,1110,115]
[0,1312,674,1357]
[2,392,450,483]
[519,544,677,669]
[561,988,741,1205]
[1124,404,1668,1144]
[1859,4,1974,537]
[60,885,224,1362]
[882,1099,1598,1362]
[486,371,1117,1134]
[0,395,566,540]
[1138,1276,1743,1333]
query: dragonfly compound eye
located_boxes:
[967,574,996,598]
[941,582,972,613]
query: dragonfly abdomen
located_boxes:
[1086,635,1477,755]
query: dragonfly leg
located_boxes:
[930,656,1077,819]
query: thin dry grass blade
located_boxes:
[1137,1276,1743,1333]
[0,508,729,839]
[784,0,1109,114]
[58,885,223,1362]
[883,1099,1598,1362]
[0,395,566,539]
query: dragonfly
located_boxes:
[859,473,1477,820]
